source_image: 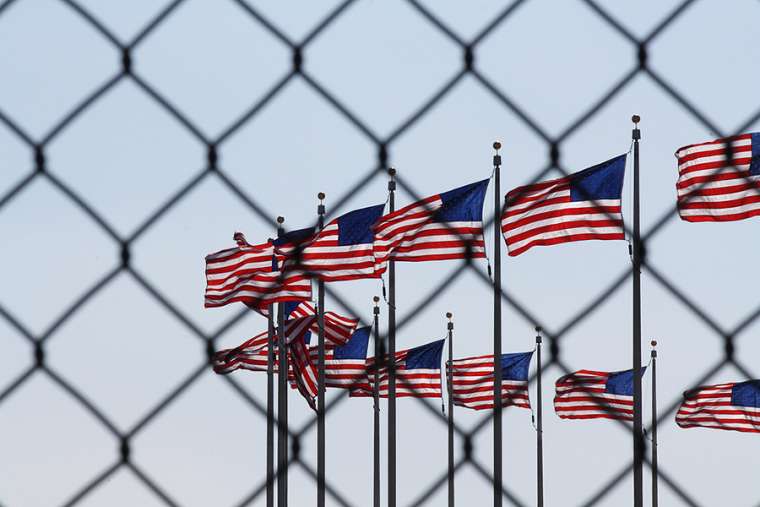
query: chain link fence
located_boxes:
[2,0,759,505]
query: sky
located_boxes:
[2,0,760,506]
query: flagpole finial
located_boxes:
[632,114,641,124]
[446,312,452,320]
[651,339,657,358]
[318,192,325,201]
[388,167,396,178]
[276,216,284,224]
[373,296,380,305]
[493,141,502,151]
[535,325,542,344]
[651,339,657,348]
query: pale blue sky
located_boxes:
[2,1,760,506]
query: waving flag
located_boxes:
[212,302,358,374]
[676,379,760,433]
[554,368,644,421]
[285,204,386,281]
[352,339,445,399]
[212,329,272,374]
[307,326,372,389]
[373,180,488,265]
[286,301,359,346]
[502,155,626,256]
[449,352,533,411]
[205,233,273,296]
[204,231,312,310]
[289,330,318,410]
[676,133,760,222]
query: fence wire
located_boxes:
[1,0,759,506]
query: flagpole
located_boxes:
[651,339,658,507]
[387,167,397,507]
[535,326,544,507]
[492,141,503,507]
[372,295,381,507]
[267,304,275,507]
[316,192,326,507]
[631,115,643,507]
[276,216,288,507]
[447,312,455,507]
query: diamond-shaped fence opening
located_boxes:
[1,0,760,506]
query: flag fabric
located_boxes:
[554,368,644,421]
[288,330,318,410]
[675,133,760,222]
[204,231,312,310]
[373,180,489,265]
[205,233,273,291]
[502,155,626,256]
[307,326,372,389]
[676,379,760,433]
[351,339,445,399]
[285,204,386,281]
[212,302,359,375]
[285,301,359,347]
[212,329,272,374]
[448,352,533,411]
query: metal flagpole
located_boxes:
[387,167,397,507]
[447,312,454,507]
[266,304,275,507]
[276,216,288,507]
[372,296,381,507]
[651,339,658,507]
[535,327,544,507]
[492,141,503,507]
[316,192,326,507]
[631,115,643,507]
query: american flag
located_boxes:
[211,302,358,374]
[554,368,643,421]
[351,339,445,399]
[286,204,386,281]
[502,155,626,257]
[204,232,311,310]
[676,379,760,433]
[448,352,533,411]
[675,133,760,222]
[285,301,359,346]
[306,326,372,389]
[373,180,489,265]
[289,330,318,410]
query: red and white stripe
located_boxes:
[305,347,369,389]
[554,370,633,421]
[351,351,442,399]
[373,197,485,265]
[502,178,623,257]
[212,305,358,375]
[448,355,530,411]
[289,334,318,410]
[205,238,276,306]
[676,134,760,222]
[204,270,312,309]
[291,217,382,282]
[289,301,358,346]
[676,382,760,433]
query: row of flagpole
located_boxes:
[260,116,647,506]
[260,278,661,506]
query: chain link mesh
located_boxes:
[2,0,759,505]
